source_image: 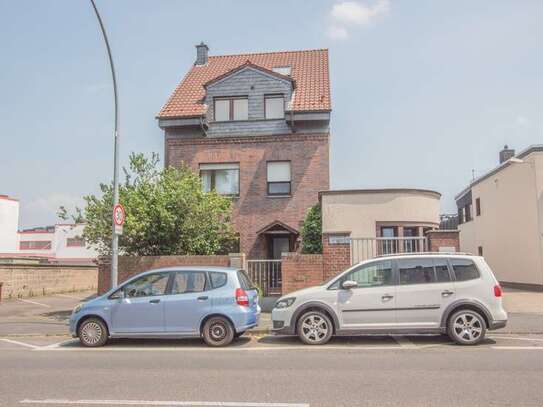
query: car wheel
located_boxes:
[297,310,333,345]
[78,318,108,347]
[448,309,487,345]
[202,317,235,347]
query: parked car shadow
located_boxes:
[60,336,252,348]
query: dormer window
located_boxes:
[265,95,285,119]
[214,97,248,121]
[272,66,291,76]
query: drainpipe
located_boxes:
[199,115,209,137]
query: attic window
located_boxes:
[272,66,291,76]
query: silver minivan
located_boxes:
[272,254,507,345]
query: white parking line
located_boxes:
[491,346,543,350]
[54,294,83,300]
[17,299,50,307]
[488,335,543,343]
[0,338,40,350]
[36,345,408,352]
[19,399,310,406]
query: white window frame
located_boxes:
[213,97,248,122]
[265,95,285,119]
[267,161,291,196]
[199,163,240,196]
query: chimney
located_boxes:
[195,42,209,65]
[499,145,515,164]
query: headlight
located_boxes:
[73,303,83,314]
[275,297,296,309]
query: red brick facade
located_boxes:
[426,230,460,253]
[282,253,324,294]
[322,233,351,281]
[166,133,330,258]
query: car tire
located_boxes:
[447,309,487,346]
[202,317,235,347]
[78,317,108,347]
[297,310,333,345]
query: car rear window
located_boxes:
[209,272,227,289]
[237,270,256,290]
[451,259,480,281]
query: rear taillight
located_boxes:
[236,288,249,306]
[494,284,503,297]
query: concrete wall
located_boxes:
[459,152,543,285]
[321,189,441,238]
[0,264,97,299]
[0,196,19,253]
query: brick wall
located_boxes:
[97,255,230,294]
[281,253,324,294]
[0,264,97,299]
[322,233,351,281]
[166,133,330,258]
[426,230,460,252]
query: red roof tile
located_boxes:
[157,48,330,119]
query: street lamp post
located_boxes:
[89,0,120,288]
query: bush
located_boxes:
[300,203,322,254]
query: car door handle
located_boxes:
[149,299,161,304]
[197,296,209,301]
[441,290,454,297]
[381,294,394,301]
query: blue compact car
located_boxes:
[69,267,260,347]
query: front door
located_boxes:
[336,259,397,330]
[110,272,170,334]
[395,257,456,329]
[164,270,212,334]
[271,236,290,259]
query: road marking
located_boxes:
[0,338,40,350]
[17,299,50,307]
[491,346,543,350]
[391,335,417,349]
[19,399,310,406]
[488,335,543,343]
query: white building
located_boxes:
[0,194,97,264]
[0,195,20,253]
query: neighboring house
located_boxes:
[17,224,97,265]
[157,43,331,259]
[320,188,445,263]
[456,145,543,288]
[0,195,97,265]
[0,195,19,253]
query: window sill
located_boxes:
[267,195,291,199]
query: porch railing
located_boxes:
[351,237,428,264]
[247,259,282,297]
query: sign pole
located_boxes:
[90,0,120,289]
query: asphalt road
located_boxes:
[2,334,543,407]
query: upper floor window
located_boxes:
[272,66,291,76]
[200,163,240,196]
[20,241,52,250]
[465,203,472,222]
[267,161,291,196]
[67,236,85,247]
[475,198,481,216]
[214,97,248,121]
[265,95,285,119]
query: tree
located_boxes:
[300,203,322,254]
[68,152,236,256]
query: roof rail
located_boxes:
[375,252,473,258]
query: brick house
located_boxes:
[156,44,331,259]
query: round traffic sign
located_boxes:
[113,204,125,226]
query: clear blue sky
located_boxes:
[2,0,542,228]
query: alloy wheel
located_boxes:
[301,314,329,343]
[452,313,483,343]
[81,321,103,346]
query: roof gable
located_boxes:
[157,48,330,119]
[204,61,295,89]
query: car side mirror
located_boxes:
[342,280,358,290]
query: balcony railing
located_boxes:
[350,237,428,264]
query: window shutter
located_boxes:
[267,162,291,182]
